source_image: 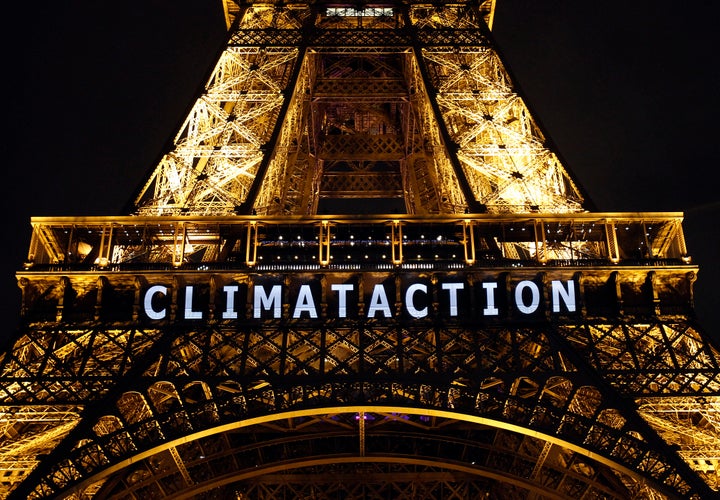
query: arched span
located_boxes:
[63,406,673,499]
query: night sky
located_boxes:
[5,1,720,343]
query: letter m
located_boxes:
[254,284,282,318]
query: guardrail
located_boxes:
[23,213,691,271]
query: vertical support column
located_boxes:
[605,220,620,263]
[132,276,145,322]
[402,4,484,213]
[390,220,403,265]
[208,275,218,321]
[236,5,314,214]
[56,276,71,322]
[642,222,652,259]
[66,226,75,263]
[25,225,42,267]
[168,446,194,487]
[96,224,114,268]
[533,220,547,263]
[462,220,476,265]
[94,276,108,321]
[675,219,691,263]
[17,277,29,316]
[610,271,623,315]
[646,271,661,315]
[173,222,187,268]
[246,221,259,267]
[530,442,554,480]
[318,221,331,266]
[358,411,366,457]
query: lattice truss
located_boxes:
[405,50,469,214]
[2,314,719,498]
[558,321,720,492]
[133,1,584,217]
[0,327,165,497]
[134,6,307,216]
[408,4,584,213]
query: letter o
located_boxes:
[515,280,540,314]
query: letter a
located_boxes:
[367,284,392,318]
[293,284,318,318]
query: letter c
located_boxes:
[406,283,428,318]
[144,285,168,320]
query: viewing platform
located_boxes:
[23,212,691,272]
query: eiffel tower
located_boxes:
[4,1,720,498]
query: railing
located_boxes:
[22,213,691,272]
[25,257,689,274]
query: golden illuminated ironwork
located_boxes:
[132,1,579,217]
[3,2,719,499]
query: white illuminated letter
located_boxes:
[442,282,464,316]
[515,280,540,314]
[551,280,576,313]
[254,285,282,318]
[332,283,354,318]
[293,284,318,318]
[405,283,428,318]
[144,285,167,320]
[367,284,392,318]
[222,285,239,319]
[482,282,499,316]
[184,286,202,319]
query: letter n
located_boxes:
[551,280,576,313]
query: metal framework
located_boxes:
[132,1,581,217]
[3,1,719,499]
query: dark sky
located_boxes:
[5,1,720,342]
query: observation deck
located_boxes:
[24,212,689,272]
[18,212,697,323]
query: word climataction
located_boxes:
[142,278,578,321]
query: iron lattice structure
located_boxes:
[3,2,720,499]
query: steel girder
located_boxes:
[2,310,718,498]
[132,2,585,217]
[8,213,718,498]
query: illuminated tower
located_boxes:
[3,1,720,499]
